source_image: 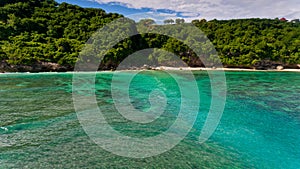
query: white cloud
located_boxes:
[92,0,300,21]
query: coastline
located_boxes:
[1,60,299,73]
[1,66,300,74]
[152,66,300,72]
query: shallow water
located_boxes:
[0,71,299,168]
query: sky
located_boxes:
[56,0,300,24]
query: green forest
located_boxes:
[0,0,300,71]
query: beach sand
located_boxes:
[1,66,300,74]
[151,66,300,72]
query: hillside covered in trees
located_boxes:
[0,0,299,72]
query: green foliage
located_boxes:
[0,0,299,70]
[196,18,300,66]
[163,19,174,24]
[0,0,121,66]
[175,18,185,24]
[138,19,156,27]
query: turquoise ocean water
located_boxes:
[0,71,299,168]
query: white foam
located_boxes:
[0,127,8,131]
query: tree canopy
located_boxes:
[0,0,299,71]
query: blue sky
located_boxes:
[56,0,300,23]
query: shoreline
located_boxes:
[152,66,300,72]
[1,66,300,74]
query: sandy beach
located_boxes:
[151,66,300,72]
[1,66,300,74]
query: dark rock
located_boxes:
[252,60,283,70]
[283,64,300,69]
[0,60,73,72]
[141,64,151,70]
[0,60,12,72]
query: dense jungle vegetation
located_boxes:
[0,0,299,71]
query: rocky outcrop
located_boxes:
[252,60,281,70]
[276,65,284,70]
[0,60,73,72]
[1,59,299,72]
[252,60,299,70]
[0,60,13,72]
